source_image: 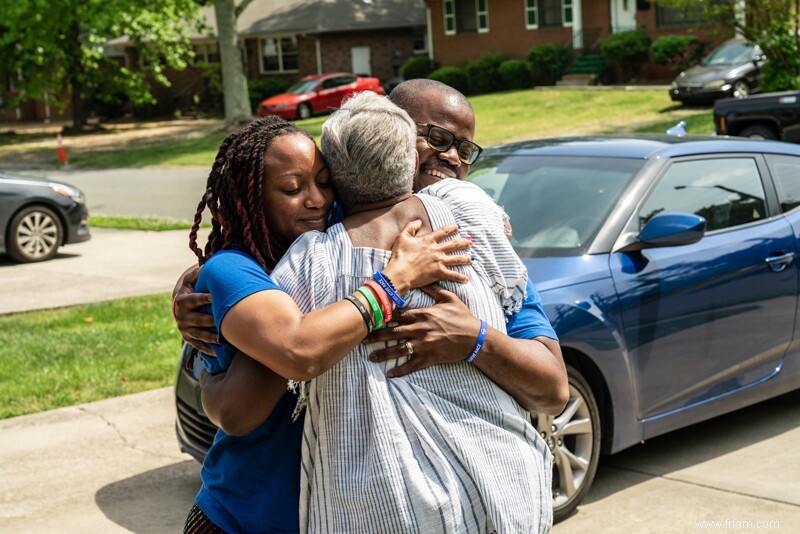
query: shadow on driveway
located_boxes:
[95,460,200,533]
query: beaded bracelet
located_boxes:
[344,295,373,334]
[372,271,406,308]
[356,286,385,329]
[465,320,488,363]
[363,279,393,323]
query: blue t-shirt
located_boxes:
[507,278,558,341]
[194,249,303,534]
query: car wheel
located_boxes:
[6,205,63,263]
[297,103,312,120]
[732,81,750,99]
[535,364,601,523]
[739,124,778,140]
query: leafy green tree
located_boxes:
[655,0,800,90]
[0,0,202,129]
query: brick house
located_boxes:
[238,0,429,85]
[423,0,731,81]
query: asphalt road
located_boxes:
[11,166,209,220]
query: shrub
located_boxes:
[498,59,532,90]
[465,53,506,94]
[427,66,469,94]
[401,56,436,80]
[248,78,290,112]
[600,28,652,81]
[762,60,800,92]
[651,35,712,71]
[527,44,572,85]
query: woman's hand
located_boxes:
[382,221,473,293]
[173,264,216,354]
[366,285,480,377]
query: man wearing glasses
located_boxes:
[367,79,567,420]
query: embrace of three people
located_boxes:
[173,79,569,534]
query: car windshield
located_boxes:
[702,42,754,66]
[287,80,319,94]
[469,155,644,257]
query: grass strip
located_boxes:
[0,294,182,419]
[89,215,209,231]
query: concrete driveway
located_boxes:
[0,387,797,533]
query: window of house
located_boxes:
[656,5,706,27]
[412,26,427,53]
[638,158,766,232]
[260,36,298,73]
[192,42,220,64]
[444,0,489,35]
[526,0,570,29]
[766,155,800,213]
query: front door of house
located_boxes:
[610,0,636,32]
[351,46,371,76]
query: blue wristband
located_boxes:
[465,320,488,363]
[372,271,406,308]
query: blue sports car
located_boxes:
[175,134,800,521]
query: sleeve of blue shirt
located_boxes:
[194,250,282,373]
[506,278,558,341]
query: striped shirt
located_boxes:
[272,179,553,534]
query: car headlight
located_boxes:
[671,81,678,89]
[704,79,727,89]
[49,183,85,204]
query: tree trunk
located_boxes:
[215,0,252,127]
[68,18,87,130]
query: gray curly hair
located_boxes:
[321,91,416,209]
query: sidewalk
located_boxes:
[0,227,206,315]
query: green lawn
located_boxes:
[0,294,181,419]
[41,90,711,168]
[89,215,209,231]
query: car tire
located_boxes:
[740,124,778,140]
[6,205,63,263]
[535,364,601,523]
[297,103,312,120]
[732,81,750,99]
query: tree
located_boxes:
[213,0,255,126]
[0,0,202,130]
[655,0,800,91]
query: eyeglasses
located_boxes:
[416,123,483,165]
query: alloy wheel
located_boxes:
[535,365,601,521]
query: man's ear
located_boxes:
[414,150,420,176]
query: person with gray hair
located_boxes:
[269,90,555,533]
[321,92,416,208]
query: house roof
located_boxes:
[107,0,426,47]
[236,0,426,36]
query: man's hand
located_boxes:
[173,264,216,354]
[367,285,480,377]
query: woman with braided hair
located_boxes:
[181,115,472,534]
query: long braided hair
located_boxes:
[189,116,311,273]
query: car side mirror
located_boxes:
[616,212,706,252]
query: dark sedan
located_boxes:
[175,135,800,521]
[670,39,765,104]
[0,172,90,262]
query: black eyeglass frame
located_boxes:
[415,122,483,165]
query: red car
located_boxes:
[257,73,385,120]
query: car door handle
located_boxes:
[766,252,795,272]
